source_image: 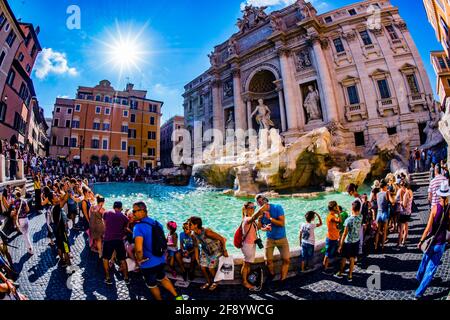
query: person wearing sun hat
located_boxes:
[415,181,450,299]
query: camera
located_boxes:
[255,238,264,249]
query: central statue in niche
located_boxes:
[304,85,322,122]
[251,99,275,130]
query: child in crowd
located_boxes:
[180,222,196,281]
[335,200,363,282]
[323,202,341,273]
[299,211,323,273]
[166,221,187,280]
[338,206,349,235]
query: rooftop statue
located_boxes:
[295,0,315,21]
[237,5,268,32]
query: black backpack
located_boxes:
[141,220,167,257]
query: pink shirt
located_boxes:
[242,217,257,245]
[428,175,448,207]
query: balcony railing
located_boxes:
[345,103,368,122]
[377,97,399,116]
[408,93,428,112]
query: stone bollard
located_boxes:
[0,155,5,183]
[17,159,24,180]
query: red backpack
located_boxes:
[233,222,244,249]
[233,221,254,249]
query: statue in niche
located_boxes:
[226,111,235,130]
[251,99,275,130]
[304,85,322,122]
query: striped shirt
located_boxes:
[428,175,448,207]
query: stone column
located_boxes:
[274,80,287,132]
[278,48,299,131]
[211,78,224,132]
[0,155,5,183]
[232,69,247,131]
[246,99,253,131]
[17,159,24,180]
[309,36,339,123]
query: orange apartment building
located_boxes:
[50,80,162,169]
[0,0,42,148]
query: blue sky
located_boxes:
[9,0,441,123]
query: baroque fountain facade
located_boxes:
[181,0,440,196]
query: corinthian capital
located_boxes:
[231,68,241,78]
[277,47,291,57]
[211,78,222,88]
[395,20,407,32]
[342,31,357,42]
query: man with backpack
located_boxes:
[132,201,183,300]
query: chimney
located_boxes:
[126,83,134,92]
[35,26,40,35]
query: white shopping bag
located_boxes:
[126,258,137,272]
[214,256,234,282]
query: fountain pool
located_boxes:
[94,183,358,256]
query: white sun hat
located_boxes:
[436,180,450,197]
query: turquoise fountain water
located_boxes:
[94,183,357,255]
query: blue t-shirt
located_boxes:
[133,217,166,269]
[180,231,194,251]
[260,203,286,240]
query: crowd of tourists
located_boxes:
[27,158,155,184]
[0,156,449,300]
[409,146,447,174]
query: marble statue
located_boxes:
[251,99,275,130]
[296,1,312,21]
[237,5,268,32]
[226,111,235,130]
[421,116,445,149]
[228,38,238,56]
[270,14,284,32]
[208,51,218,67]
[304,85,322,122]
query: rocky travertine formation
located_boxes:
[326,160,371,192]
[192,124,421,195]
[158,166,192,186]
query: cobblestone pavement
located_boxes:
[8,186,450,300]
